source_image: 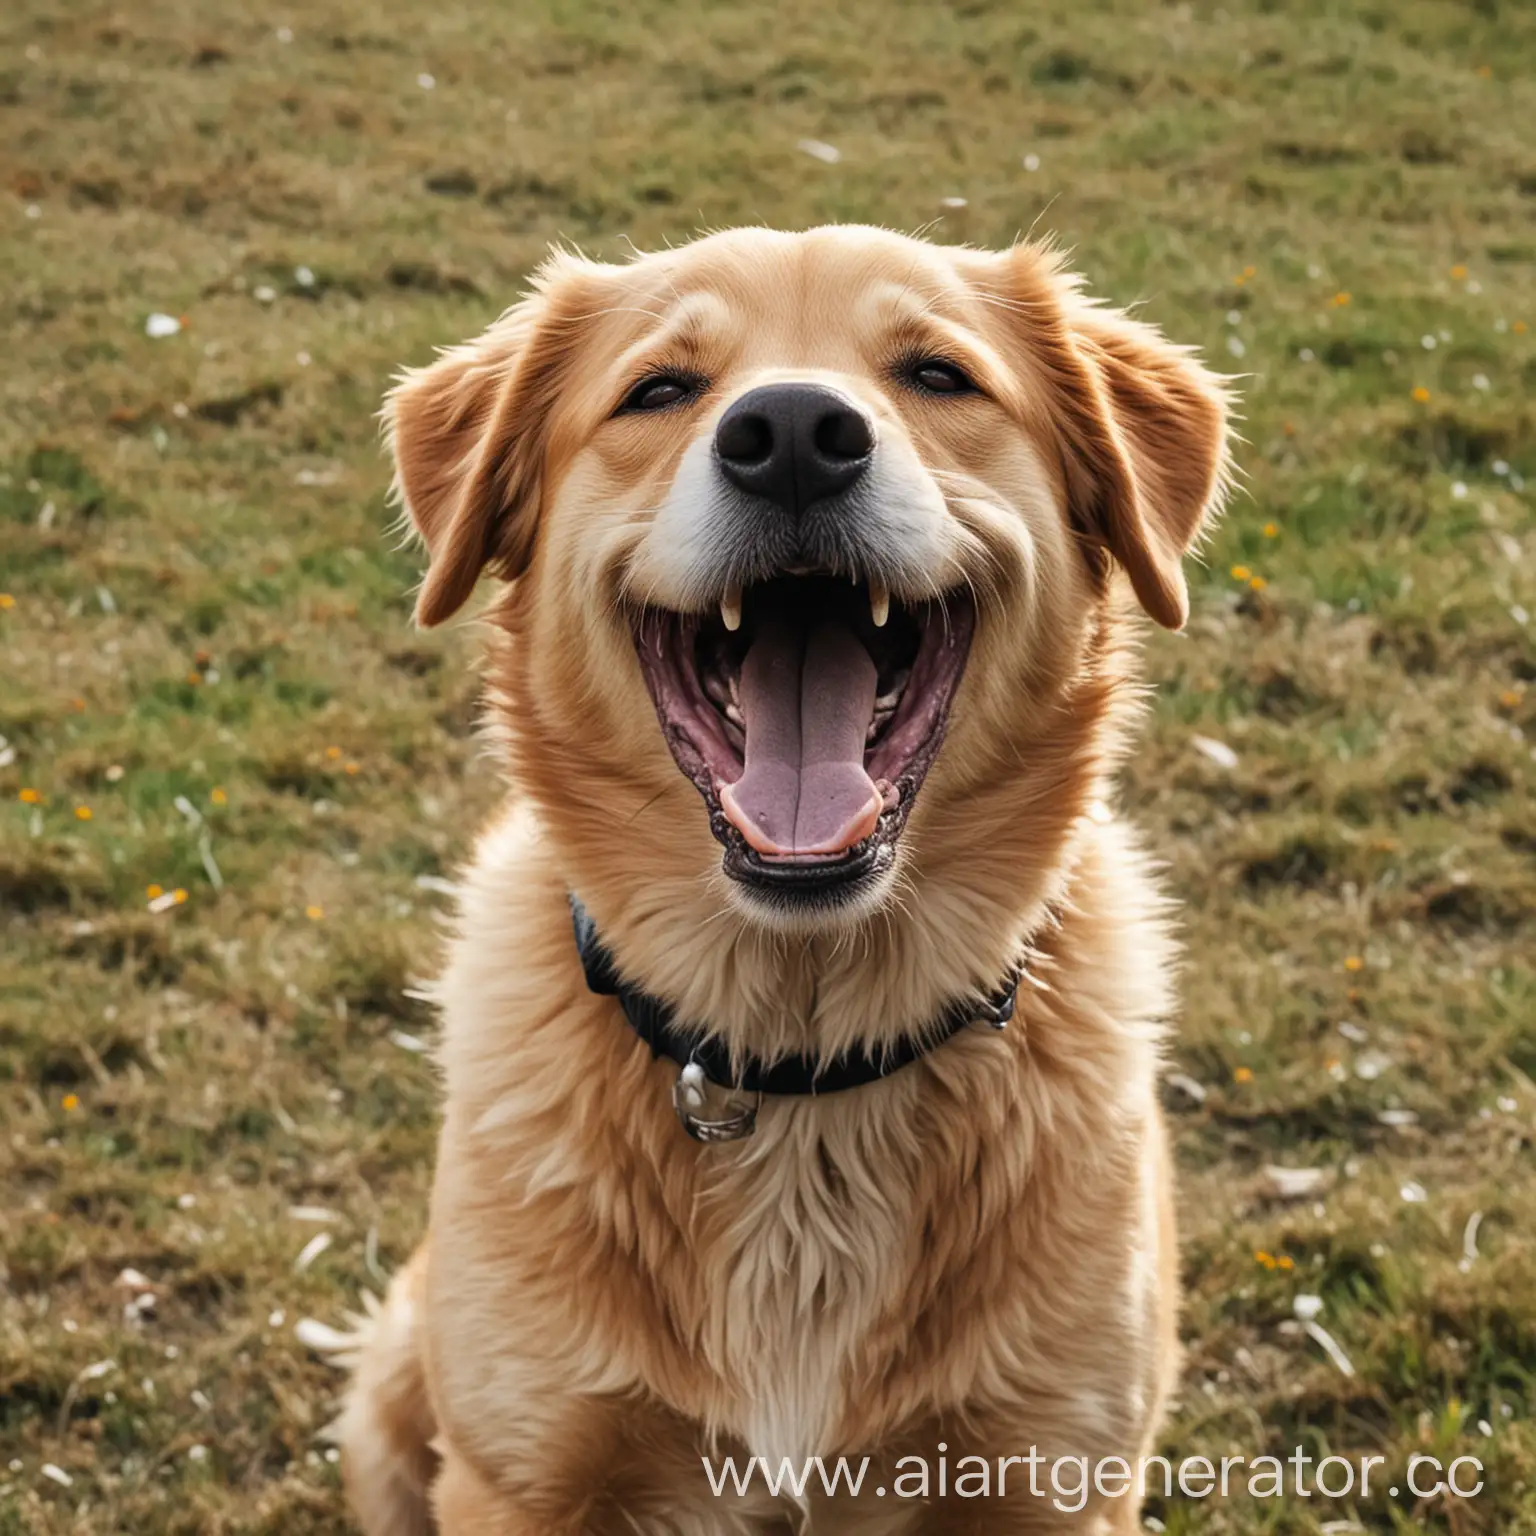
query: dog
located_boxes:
[334,224,1231,1534]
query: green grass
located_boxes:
[1,0,1533,1531]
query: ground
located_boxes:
[1,0,1533,1531]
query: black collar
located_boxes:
[569,894,1019,1098]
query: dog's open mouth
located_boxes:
[634,574,975,900]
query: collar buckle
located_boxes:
[672,1061,761,1142]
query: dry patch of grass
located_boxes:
[2,1,1533,1531]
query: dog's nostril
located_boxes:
[814,408,873,463]
[716,412,774,467]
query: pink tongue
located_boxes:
[719,610,882,858]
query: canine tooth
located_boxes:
[869,581,890,628]
[720,584,742,632]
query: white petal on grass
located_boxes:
[797,138,841,164]
[1377,1108,1419,1127]
[96,586,117,614]
[1451,481,1468,499]
[414,874,457,897]
[939,196,968,209]
[1191,735,1239,770]
[173,794,202,826]
[390,1030,428,1053]
[1265,1166,1330,1199]
[41,1463,73,1487]
[1460,1210,1483,1272]
[1226,335,1247,358]
[147,890,181,914]
[288,1205,339,1224]
[114,1268,155,1292]
[294,265,315,288]
[199,833,223,891]
[1511,604,1529,626]
[1165,1072,1207,1105]
[1022,152,1040,171]
[417,72,436,90]
[1400,1180,1428,1204]
[145,313,182,339]
[1292,1293,1325,1321]
[294,1232,332,1271]
[1302,1319,1355,1376]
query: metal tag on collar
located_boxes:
[673,1060,760,1142]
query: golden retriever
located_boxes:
[334,224,1231,1534]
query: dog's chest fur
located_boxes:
[694,1111,919,1465]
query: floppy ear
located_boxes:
[383,254,594,627]
[984,247,1232,630]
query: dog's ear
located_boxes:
[384,254,596,626]
[982,246,1232,630]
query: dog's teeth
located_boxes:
[724,703,743,727]
[720,584,742,632]
[869,581,890,628]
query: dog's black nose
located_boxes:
[714,384,874,516]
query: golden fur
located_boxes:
[335,225,1231,1533]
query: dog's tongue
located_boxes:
[719,602,882,858]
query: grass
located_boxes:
[0,0,1533,1531]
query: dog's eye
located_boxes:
[617,375,701,414]
[908,360,976,396]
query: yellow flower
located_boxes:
[1450,264,1468,280]
[1344,955,1364,972]
[344,761,360,776]
[1233,273,1246,287]
[1234,1066,1254,1083]
[1243,265,1256,279]
[1249,576,1268,592]
[1476,64,1492,77]
[185,670,202,685]
[210,786,228,805]
[1411,386,1431,403]
[1331,292,1351,307]
[74,805,93,821]
[1277,1255,1294,1271]
[146,883,164,900]
[1254,1249,1273,1266]
[325,745,342,761]
[1263,523,1278,538]
[306,904,324,921]
[173,888,188,904]
[1230,564,1252,581]
[0,593,15,610]
[1516,320,1529,335]
[62,1093,80,1112]
[19,787,42,805]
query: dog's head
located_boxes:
[388,227,1229,934]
